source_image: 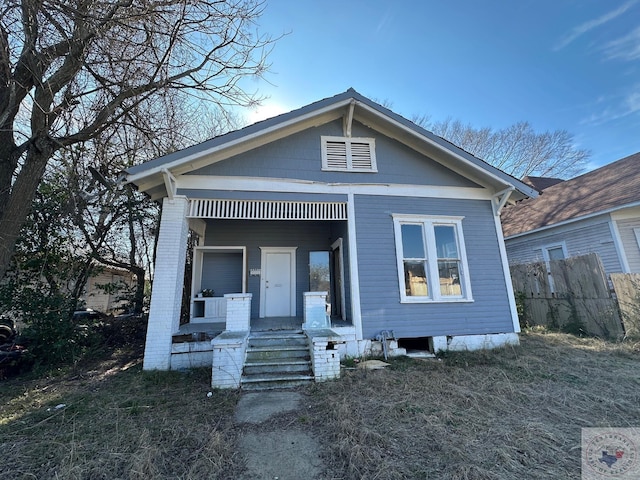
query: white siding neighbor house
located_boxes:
[124,89,537,388]
[502,153,640,276]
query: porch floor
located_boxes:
[176,316,352,336]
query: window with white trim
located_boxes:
[393,215,473,302]
[321,136,377,172]
[538,242,567,293]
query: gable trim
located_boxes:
[177,175,494,201]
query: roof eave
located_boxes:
[504,200,640,240]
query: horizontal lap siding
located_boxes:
[616,215,640,273]
[354,195,514,339]
[505,217,622,274]
[201,252,243,296]
[204,220,345,318]
[187,120,478,188]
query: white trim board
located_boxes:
[177,175,494,200]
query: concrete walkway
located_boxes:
[234,391,324,480]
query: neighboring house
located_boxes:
[501,152,640,275]
[83,267,137,313]
[123,89,537,380]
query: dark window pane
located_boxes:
[435,225,458,259]
[404,261,428,296]
[547,247,565,261]
[309,251,330,298]
[401,224,425,258]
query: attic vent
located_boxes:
[321,136,376,172]
[188,199,348,220]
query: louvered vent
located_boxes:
[350,141,373,170]
[322,136,376,171]
[325,141,348,169]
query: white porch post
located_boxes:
[143,195,190,370]
[347,193,363,341]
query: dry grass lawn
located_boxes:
[1,329,639,479]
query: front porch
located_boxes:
[169,291,354,387]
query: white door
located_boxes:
[264,252,292,317]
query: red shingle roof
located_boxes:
[501,152,640,237]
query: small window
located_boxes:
[321,136,377,172]
[393,215,472,303]
[541,243,567,293]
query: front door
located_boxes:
[260,247,297,317]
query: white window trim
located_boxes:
[634,228,640,250]
[392,214,473,303]
[321,136,377,172]
[540,242,568,263]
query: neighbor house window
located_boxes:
[393,215,472,302]
[321,136,377,172]
[538,242,567,293]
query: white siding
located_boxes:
[505,216,623,274]
[615,216,640,273]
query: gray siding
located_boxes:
[200,252,243,295]
[505,217,623,274]
[187,120,479,188]
[203,219,348,319]
[616,215,640,273]
[353,195,514,339]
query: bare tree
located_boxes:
[0,0,274,280]
[413,117,590,179]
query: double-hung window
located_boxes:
[393,215,473,302]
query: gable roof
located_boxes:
[124,88,538,201]
[501,152,640,238]
[521,176,565,192]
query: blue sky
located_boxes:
[241,0,640,173]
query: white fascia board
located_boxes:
[176,175,494,200]
[505,201,640,240]
[125,99,353,187]
[354,101,533,197]
[610,205,640,221]
[608,219,631,273]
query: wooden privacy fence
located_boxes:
[610,273,640,337]
[509,253,634,339]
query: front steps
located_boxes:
[242,330,313,390]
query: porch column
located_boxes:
[143,195,190,370]
[347,193,363,341]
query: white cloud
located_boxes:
[580,86,640,126]
[554,0,637,50]
[601,25,640,61]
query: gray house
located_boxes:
[502,153,640,275]
[124,89,537,388]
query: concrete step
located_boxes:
[245,346,310,362]
[242,331,313,390]
[248,336,308,348]
[243,360,312,376]
[241,373,314,391]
